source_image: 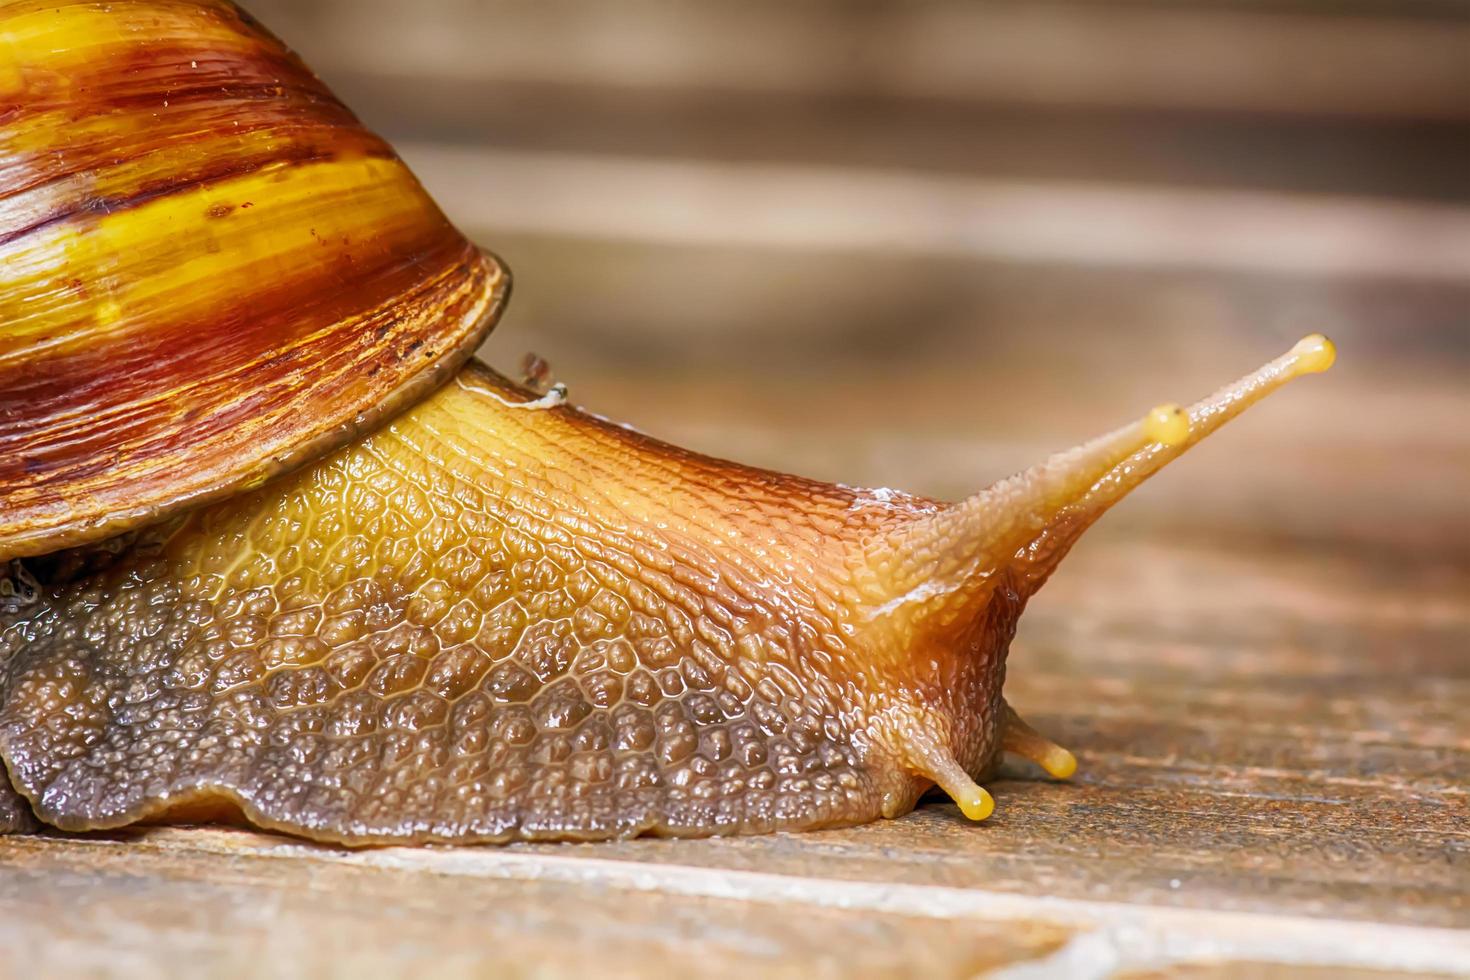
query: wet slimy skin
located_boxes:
[0,339,1333,844]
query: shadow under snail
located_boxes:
[0,0,1334,845]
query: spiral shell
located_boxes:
[0,0,509,560]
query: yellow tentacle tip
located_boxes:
[914,744,997,822]
[1290,333,1337,374]
[1143,403,1190,447]
[1001,707,1078,781]
[1039,745,1078,780]
[953,784,996,822]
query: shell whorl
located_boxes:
[0,0,509,560]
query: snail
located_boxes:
[0,0,1334,846]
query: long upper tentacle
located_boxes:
[864,335,1336,624]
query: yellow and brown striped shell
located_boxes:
[0,0,509,560]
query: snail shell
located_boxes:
[0,0,508,560]
[0,1,1333,844]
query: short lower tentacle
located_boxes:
[1001,703,1077,779]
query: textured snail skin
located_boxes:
[0,776,34,835]
[0,342,1332,844]
[0,0,507,561]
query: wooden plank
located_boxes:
[394,144,1470,282]
[316,77,1470,205]
[248,0,1470,120]
[0,830,1071,979]
[243,0,1470,219]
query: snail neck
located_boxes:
[423,361,873,596]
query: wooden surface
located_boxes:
[4,0,1468,976]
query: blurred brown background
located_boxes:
[247,0,1469,563]
[11,4,1467,975]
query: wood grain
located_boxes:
[247,0,1470,121]
[0,829,1072,979]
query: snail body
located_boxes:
[0,1,1333,844]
